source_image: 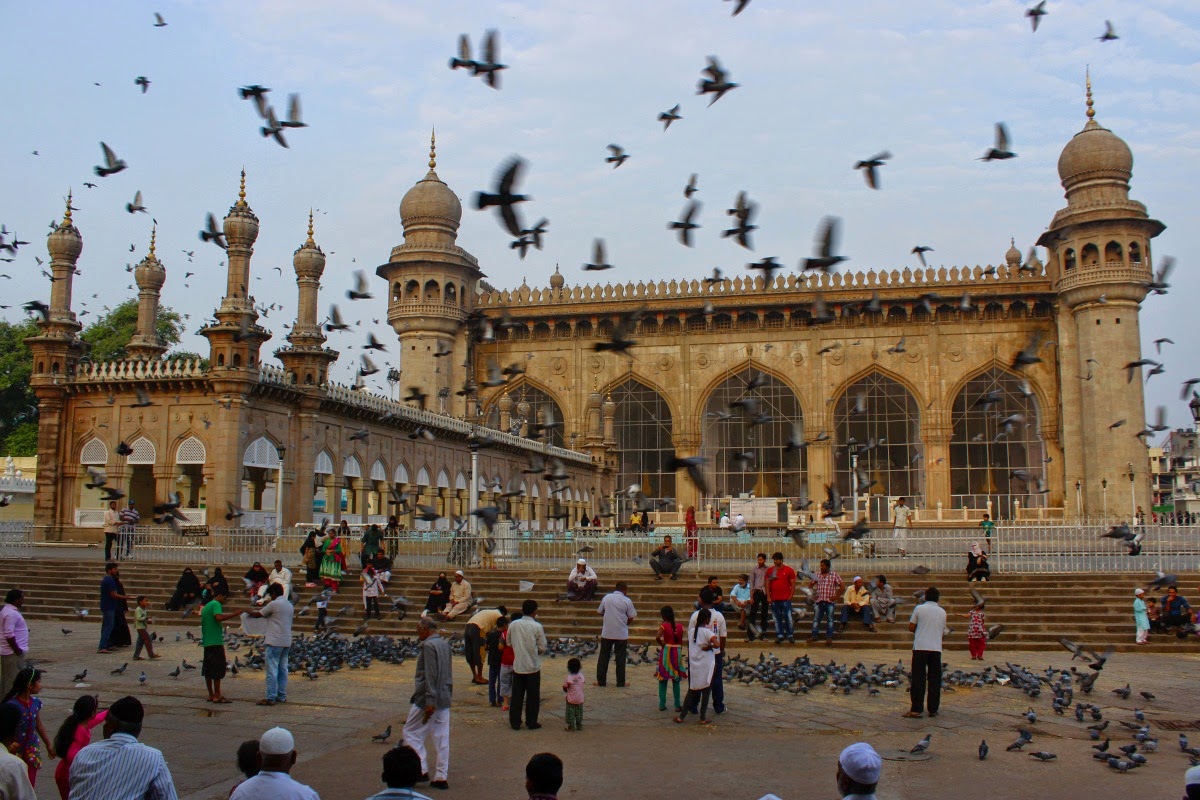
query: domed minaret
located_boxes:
[1039,73,1165,519]
[276,212,339,386]
[200,170,271,372]
[126,226,168,361]
[376,132,485,417]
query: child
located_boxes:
[980,513,994,543]
[1134,588,1150,645]
[1,667,54,786]
[361,565,383,621]
[132,595,161,660]
[964,603,987,660]
[655,605,686,713]
[314,594,329,632]
[486,617,508,707]
[563,657,585,731]
[52,695,106,800]
[231,739,261,797]
[498,611,520,711]
[1145,595,1162,633]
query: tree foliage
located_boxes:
[81,299,183,361]
[0,317,39,451]
[3,422,38,457]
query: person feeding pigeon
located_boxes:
[565,560,598,602]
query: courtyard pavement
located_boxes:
[15,617,1200,799]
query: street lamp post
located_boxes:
[1128,462,1136,522]
[1075,480,1082,518]
[274,445,287,534]
[1101,478,1108,520]
[849,443,860,523]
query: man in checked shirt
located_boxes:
[806,559,843,646]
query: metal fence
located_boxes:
[0,520,1196,575]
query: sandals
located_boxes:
[213,697,233,704]
[902,710,923,718]
[256,699,275,706]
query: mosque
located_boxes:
[25,82,1161,539]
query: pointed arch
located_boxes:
[700,364,806,501]
[243,436,280,468]
[415,466,431,486]
[79,437,109,465]
[832,369,923,511]
[696,359,806,415]
[370,458,388,482]
[830,364,926,412]
[174,435,207,464]
[342,454,362,479]
[455,471,468,491]
[606,375,677,504]
[394,460,410,484]
[127,435,158,465]
[484,377,566,447]
[314,450,334,475]
[436,468,451,489]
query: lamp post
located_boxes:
[1101,478,1108,520]
[1127,462,1136,522]
[274,445,287,534]
[386,368,401,402]
[849,442,860,523]
[1075,479,1082,518]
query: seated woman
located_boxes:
[206,567,230,600]
[966,543,990,583]
[422,572,452,617]
[165,567,202,611]
[244,562,269,597]
[566,559,598,601]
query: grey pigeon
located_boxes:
[910,733,931,754]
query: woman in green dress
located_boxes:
[319,522,350,592]
[360,523,384,569]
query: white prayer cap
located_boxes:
[454,570,464,577]
[852,575,863,582]
[577,558,587,565]
[839,742,882,785]
[1134,588,1145,595]
[259,726,295,756]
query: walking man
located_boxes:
[596,581,636,688]
[248,583,293,706]
[98,562,131,654]
[904,586,946,718]
[508,599,548,730]
[102,500,120,562]
[402,617,453,790]
[688,587,728,714]
[767,552,797,644]
[807,559,843,645]
[748,553,770,640]
[200,586,242,703]
[0,589,29,698]
[892,497,914,558]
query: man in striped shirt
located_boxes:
[806,559,843,645]
[69,696,177,800]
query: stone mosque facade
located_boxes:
[25,90,1161,539]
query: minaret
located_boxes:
[126,226,168,361]
[276,211,338,386]
[199,170,271,371]
[377,132,485,417]
[1039,73,1164,519]
[26,193,87,539]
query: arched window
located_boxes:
[127,436,157,465]
[1104,241,1123,265]
[1063,248,1076,270]
[314,451,334,475]
[80,438,109,465]
[1129,242,1142,264]
[394,462,409,484]
[662,317,681,334]
[702,368,805,500]
[611,378,675,504]
[833,372,922,514]
[370,459,387,482]
[243,437,280,468]
[444,283,457,305]
[343,455,362,479]
[392,282,402,302]
[1081,243,1100,267]
[175,436,206,464]
[640,317,658,335]
[949,368,1045,518]
[497,383,565,447]
[887,306,906,323]
[405,279,420,300]
[423,279,440,302]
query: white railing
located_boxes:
[0,522,34,559]
[74,507,205,528]
[75,358,207,382]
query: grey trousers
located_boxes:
[0,652,27,698]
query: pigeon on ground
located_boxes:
[372,725,392,743]
[910,734,931,754]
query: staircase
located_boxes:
[2,557,1193,654]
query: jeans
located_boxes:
[771,599,794,639]
[99,609,117,650]
[488,662,502,705]
[120,525,135,558]
[812,601,836,640]
[711,652,725,712]
[265,645,289,701]
[910,649,942,714]
[750,589,770,630]
[510,670,541,729]
[596,638,627,686]
[678,688,711,721]
[840,604,875,627]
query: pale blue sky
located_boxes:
[2,0,1198,428]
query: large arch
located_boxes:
[484,378,566,447]
[700,366,806,502]
[949,366,1046,518]
[608,376,676,504]
[833,369,923,517]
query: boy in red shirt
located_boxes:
[766,552,797,643]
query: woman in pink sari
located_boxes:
[684,506,699,560]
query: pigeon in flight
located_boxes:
[281,94,306,128]
[153,12,167,27]
[981,123,1016,161]
[475,156,529,237]
[582,239,613,271]
[472,29,507,89]
[126,191,147,214]
[1026,1,1047,32]
[199,213,227,249]
[669,200,702,246]
[697,56,738,105]
[135,76,151,94]
[1097,20,1118,41]
[801,216,846,273]
[911,245,934,267]
[854,151,891,189]
[94,142,127,177]
[659,104,682,130]
[605,144,629,168]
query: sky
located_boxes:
[1,0,1198,434]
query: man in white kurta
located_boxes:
[403,618,453,790]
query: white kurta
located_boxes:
[687,627,716,690]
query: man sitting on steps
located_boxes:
[650,536,684,581]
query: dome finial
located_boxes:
[429,127,437,170]
[1085,66,1094,120]
[237,167,247,207]
[63,188,73,226]
[149,223,157,258]
[306,208,315,246]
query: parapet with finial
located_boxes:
[224,168,260,245]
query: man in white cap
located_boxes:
[837,741,882,799]
[403,617,453,790]
[1185,763,1200,799]
[230,726,319,800]
[565,559,598,602]
[839,576,877,633]
[441,571,472,620]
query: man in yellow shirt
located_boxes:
[838,576,876,632]
[463,605,507,685]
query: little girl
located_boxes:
[563,657,585,731]
[2,667,54,786]
[53,694,106,800]
[361,565,383,621]
[965,603,987,660]
[499,612,520,711]
[655,605,686,713]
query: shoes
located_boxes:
[527,723,543,730]
[417,774,429,783]
[928,712,939,718]
[748,631,756,641]
[669,575,678,581]
[654,575,663,581]
[256,699,275,706]
[823,640,833,646]
[134,656,144,661]
[866,625,877,632]
[805,637,817,644]
[430,780,449,790]
[787,636,795,644]
[902,711,923,718]
[150,654,162,659]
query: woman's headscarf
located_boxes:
[970,542,983,558]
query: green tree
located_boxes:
[3,422,39,457]
[0,317,39,453]
[81,299,183,361]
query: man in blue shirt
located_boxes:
[98,562,130,654]
[69,696,177,800]
[729,574,752,632]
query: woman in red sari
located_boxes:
[684,506,699,560]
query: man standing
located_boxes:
[103,500,120,562]
[98,562,131,654]
[403,617,453,790]
[200,586,242,704]
[905,586,946,718]
[248,583,293,706]
[0,589,29,698]
[807,558,843,645]
[442,571,473,620]
[748,553,770,640]
[463,605,507,685]
[892,497,914,558]
[69,696,178,800]
[767,552,798,644]
[595,582,636,688]
[649,535,683,581]
[565,560,598,601]
[230,727,319,800]
[688,587,728,714]
[839,576,877,632]
[119,500,140,560]
[268,559,292,600]
[508,599,548,730]
[836,742,882,800]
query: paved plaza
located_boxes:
[12,617,1200,799]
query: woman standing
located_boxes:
[2,667,54,786]
[319,525,349,593]
[674,609,716,726]
[1133,588,1150,645]
[384,515,400,559]
[684,506,699,560]
[655,606,686,713]
[300,530,321,587]
[360,524,384,569]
